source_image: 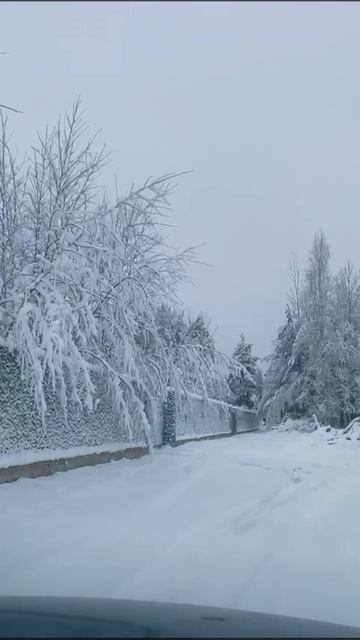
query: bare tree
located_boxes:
[26,96,107,266]
[304,230,331,337]
[0,113,26,320]
[288,252,301,320]
[333,260,360,328]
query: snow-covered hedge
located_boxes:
[0,347,148,454]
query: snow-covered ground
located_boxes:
[1,427,360,627]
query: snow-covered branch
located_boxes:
[0,100,232,441]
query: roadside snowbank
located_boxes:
[275,416,360,446]
[276,417,316,434]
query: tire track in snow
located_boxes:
[228,464,339,537]
[235,553,274,606]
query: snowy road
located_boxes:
[1,428,360,627]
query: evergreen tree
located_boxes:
[260,305,301,424]
[185,313,215,360]
[155,304,187,354]
[228,334,260,409]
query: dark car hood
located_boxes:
[0,597,359,638]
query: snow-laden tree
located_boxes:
[185,313,215,360]
[332,261,360,330]
[155,304,233,402]
[262,233,328,423]
[318,263,360,426]
[155,304,188,357]
[264,232,360,427]
[260,306,297,424]
[0,99,236,443]
[227,334,261,409]
[0,99,109,424]
[319,325,360,426]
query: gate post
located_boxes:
[230,408,237,435]
[163,388,176,446]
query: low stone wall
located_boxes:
[0,445,148,484]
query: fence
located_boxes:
[164,390,260,446]
[0,349,260,480]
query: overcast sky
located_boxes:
[2,1,360,357]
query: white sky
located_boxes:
[2,1,360,357]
